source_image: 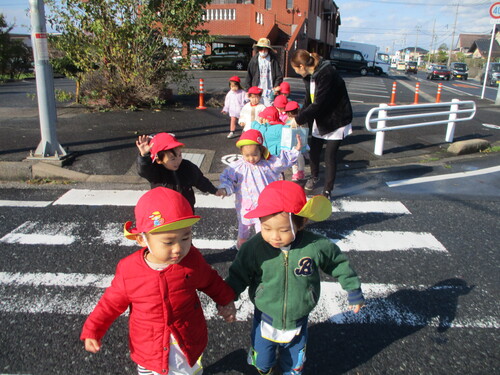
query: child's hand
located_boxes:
[239,122,245,127]
[294,134,303,151]
[217,301,237,322]
[216,188,227,197]
[84,338,101,353]
[348,303,364,314]
[136,135,152,157]
[221,110,227,115]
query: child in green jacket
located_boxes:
[226,180,364,375]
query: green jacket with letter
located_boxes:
[226,230,363,330]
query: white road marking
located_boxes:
[386,165,500,187]
[2,221,446,253]
[0,200,52,207]
[53,189,145,206]
[0,272,493,328]
[332,200,411,214]
[0,221,76,245]
[329,230,447,252]
[482,123,500,130]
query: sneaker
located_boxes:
[227,131,234,139]
[304,177,319,192]
[291,171,305,181]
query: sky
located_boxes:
[1,0,498,54]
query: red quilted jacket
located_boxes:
[80,246,235,374]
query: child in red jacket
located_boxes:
[81,187,236,375]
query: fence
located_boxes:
[364,99,477,156]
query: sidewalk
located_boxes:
[1,90,499,188]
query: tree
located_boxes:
[45,0,212,108]
[0,14,33,80]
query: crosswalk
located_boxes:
[0,189,495,330]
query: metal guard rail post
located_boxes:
[364,99,476,156]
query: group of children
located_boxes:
[80,87,365,375]
[222,76,307,182]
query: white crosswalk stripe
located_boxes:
[0,271,494,328]
[4,188,485,337]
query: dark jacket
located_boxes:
[137,155,217,210]
[295,59,353,136]
[245,53,283,90]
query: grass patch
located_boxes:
[481,145,500,153]
[26,178,73,185]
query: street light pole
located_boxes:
[28,0,67,161]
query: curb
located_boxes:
[1,142,497,185]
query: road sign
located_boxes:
[490,2,500,23]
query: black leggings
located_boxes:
[308,136,342,192]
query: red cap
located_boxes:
[124,187,201,239]
[150,133,185,162]
[248,86,263,95]
[229,76,241,83]
[279,81,291,94]
[273,95,288,108]
[258,106,283,125]
[244,181,332,221]
[285,101,299,112]
[235,129,270,160]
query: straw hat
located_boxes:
[253,38,276,53]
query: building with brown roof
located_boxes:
[201,0,341,76]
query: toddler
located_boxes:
[218,129,302,249]
[136,132,220,212]
[251,106,284,157]
[238,86,266,132]
[81,187,236,375]
[222,75,247,138]
[285,100,307,181]
[273,94,289,123]
[226,180,364,375]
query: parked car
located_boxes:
[329,48,369,76]
[426,65,451,80]
[450,62,468,80]
[405,61,418,74]
[480,62,500,87]
[202,47,250,70]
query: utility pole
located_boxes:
[428,18,436,66]
[414,25,420,63]
[28,0,67,161]
[447,3,459,67]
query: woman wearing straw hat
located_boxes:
[246,37,283,106]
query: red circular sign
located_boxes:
[490,2,500,19]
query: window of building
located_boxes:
[265,0,271,10]
[286,0,293,9]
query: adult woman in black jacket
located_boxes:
[291,49,353,199]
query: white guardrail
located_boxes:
[365,99,476,156]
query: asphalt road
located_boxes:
[0,154,498,374]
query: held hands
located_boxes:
[84,338,101,353]
[136,135,152,157]
[216,188,227,197]
[217,301,237,322]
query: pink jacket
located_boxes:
[81,247,235,374]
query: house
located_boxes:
[456,33,490,54]
[396,47,428,64]
[467,26,500,59]
[201,0,341,76]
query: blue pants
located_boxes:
[248,311,308,375]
